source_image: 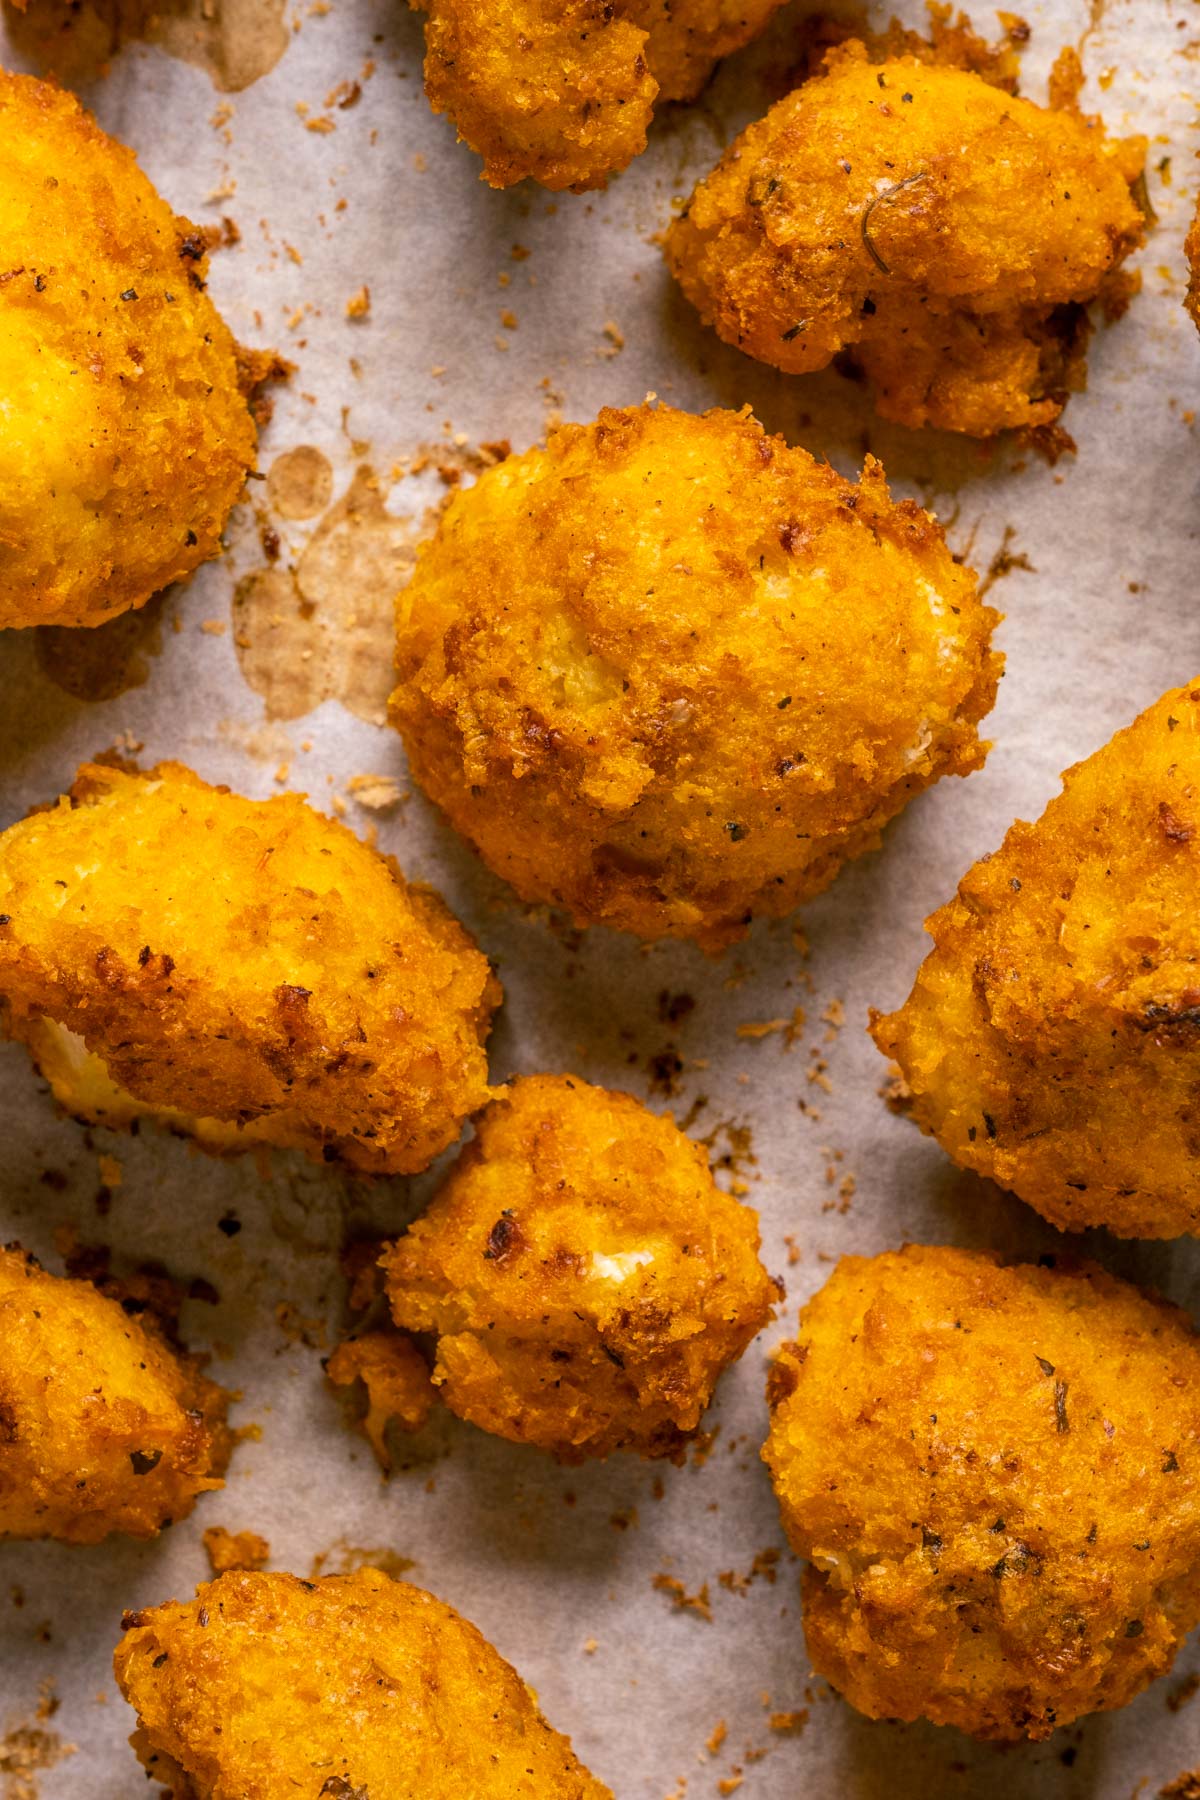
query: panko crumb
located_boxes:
[325,1329,437,1471]
[652,1574,713,1622]
[202,1526,270,1575]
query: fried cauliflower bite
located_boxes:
[873,681,1200,1239]
[664,43,1145,436]
[382,1073,778,1461]
[1186,195,1200,334]
[113,1568,613,1798]
[0,1244,231,1544]
[0,72,256,629]
[391,404,1000,951]
[0,761,499,1174]
[417,0,784,192]
[765,1245,1200,1741]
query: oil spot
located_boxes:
[308,1536,417,1581]
[233,466,415,727]
[34,592,166,703]
[267,446,334,521]
[3,0,289,92]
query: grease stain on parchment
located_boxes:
[3,0,288,92]
[233,458,413,727]
[34,592,167,703]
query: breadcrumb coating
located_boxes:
[383,1073,778,1461]
[873,681,1200,1238]
[325,1327,436,1469]
[764,1245,1200,1740]
[664,43,1145,435]
[113,1568,613,1798]
[417,0,783,192]
[1186,194,1200,335]
[0,761,499,1173]
[0,1244,230,1544]
[391,403,1000,950]
[0,71,256,628]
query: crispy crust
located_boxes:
[0,761,500,1173]
[664,43,1145,435]
[391,402,1000,949]
[418,0,785,192]
[383,1072,778,1460]
[113,1568,613,1798]
[0,1244,230,1544]
[764,1245,1200,1739]
[0,71,256,627]
[873,680,1200,1237]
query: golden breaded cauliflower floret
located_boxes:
[0,761,499,1173]
[0,71,256,629]
[664,44,1145,436]
[391,403,1000,950]
[382,1073,779,1461]
[764,1245,1200,1741]
[113,1567,613,1798]
[417,0,784,191]
[873,681,1200,1239]
[0,1244,231,1544]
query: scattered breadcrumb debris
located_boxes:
[700,1120,757,1195]
[0,1716,75,1800]
[736,1017,789,1041]
[652,1573,713,1622]
[601,320,624,356]
[717,1778,743,1796]
[347,773,405,812]
[275,1299,327,1349]
[1169,1673,1200,1712]
[202,1526,270,1575]
[718,1549,781,1596]
[820,999,845,1040]
[326,77,362,108]
[706,1720,727,1756]
[346,285,371,320]
[769,1709,809,1735]
[97,1154,122,1189]
[783,1234,802,1266]
[201,618,227,635]
[583,1637,599,1654]
[977,524,1035,598]
[325,1328,436,1471]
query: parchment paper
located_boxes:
[2,1,1200,1793]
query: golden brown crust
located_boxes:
[113,1568,613,1798]
[0,761,499,1173]
[417,0,786,191]
[764,1245,1200,1740]
[391,402,1000,949]
[873,680,1200,1238]
[325,1328,436,1469]
[383,1072,778,1460]
[0,71,256,628]
[664,43,1145,435]
[1186,193,1200,335]
[0,1244,230,1544]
